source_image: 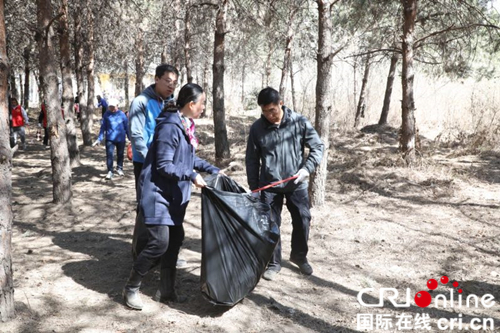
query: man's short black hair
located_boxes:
[257,87,281,106]
[155,64,180,79]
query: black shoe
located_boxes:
[290,257,313,275]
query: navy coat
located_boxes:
[138,110,219,225]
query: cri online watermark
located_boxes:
[356,275,496,331]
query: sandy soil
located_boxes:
[2,117,500,333]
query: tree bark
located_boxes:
[279,9,297,99]
[310,0,335,207]
[124,60,129,108]
[0,0,15,321]
[76,1,91,146]
[378,52,399,125]
[354,54,371,128]
[241,62,245,106]
[23,46,30,108]
[59,0,80,167]
[212,0,230,160]
[400,0,417,165]
[184,1,193,84]
[37,0,72,203]
[86,0,96,138]
[134,29,144,97]
[8,74,17,100]
[290,58,297,111]
[201,60,209,118]
[18,74,23,106]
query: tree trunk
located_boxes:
[8,74,17,100]
[124,60,129,108]
[310,0,335,207]
[0,0,15,321]
[86,0,95,142]
[378,52,399,125]
[264,45,272,87]
[76,1,91,145]
[241,62,245,106]
[134,29,144,97]
[201,60,209,118]
[173,0,183,74]
[18,74,22,106]
[37,0,72,203]
[400,0,417,165]
[354,54,371,128]
[161,45,168,64]
[59,0,80,167]
[184,1,193,84]
[279,12,296,99]
[290,58,297,111]
[212,0,230,160]
[23,46,30,108]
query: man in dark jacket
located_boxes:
[246,87,324,281]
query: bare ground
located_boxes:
[2,116,500,333]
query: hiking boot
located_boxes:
[154,267,187,304]
[290,257,313,275]
[262,268,279,281]
[106,171,113,180]
[116,169,124,176]
[123,269,144,310]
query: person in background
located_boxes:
[74,96,80,120]
[128,64,179,201]
[97,95,108,118]
[123,83,221,310]
[38,102,49,148]
[245,87,324,281]
[10,97,29,150]
[93,98,129,180]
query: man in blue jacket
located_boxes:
[93,98,129,180]
[128,64,179,200]
[246,87,324,281]
[97,95,108,118]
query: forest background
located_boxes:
[0,0,500,331]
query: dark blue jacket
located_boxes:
[138,110,219,225]
[97,110,129,142]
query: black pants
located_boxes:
[43,127,49,146]
[261,188,311,271]
[133,223,185,276]
[133,161,143,202]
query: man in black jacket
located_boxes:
[246,87,324,281]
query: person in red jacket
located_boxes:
[10,98,29,150]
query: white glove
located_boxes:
[92,140,101,147]
[37,123,41,128]
[250,191,260,198]
[193,174,207,188]
[293,169,309,184]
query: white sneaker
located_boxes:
[105,171,113,180]
[116,169,124,176]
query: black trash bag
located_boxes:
[201,174,279,306]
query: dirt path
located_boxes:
[2,118,500,332]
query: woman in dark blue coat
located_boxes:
[123,83,221,310]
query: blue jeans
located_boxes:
[105,140,125,172]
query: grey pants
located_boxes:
[12,127,26,146]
